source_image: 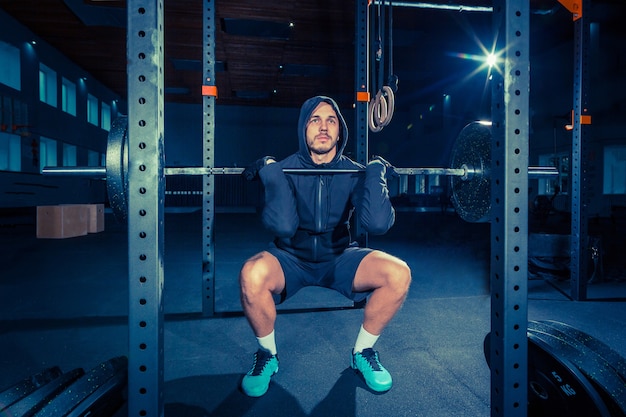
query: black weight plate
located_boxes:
[527,332,611,417]
[34,356,127,417]
[528,322,626,416]
[449,122,491,223]
[540,320,626,383]
[483,332,610,417]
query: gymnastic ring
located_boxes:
[368,85,395,132]
[380,85,395,127]
[368,91,387,133]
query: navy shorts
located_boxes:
[267,245,374,305]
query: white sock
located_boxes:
[257,330,277,355]
[353,325,380,353]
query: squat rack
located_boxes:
[123,1,591,416]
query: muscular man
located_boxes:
[240,96,411,397]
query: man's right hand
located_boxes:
[242,156,277,181]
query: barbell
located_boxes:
[42,117,558,223]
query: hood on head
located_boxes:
[297,96,349,165]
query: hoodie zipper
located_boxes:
[316,176,324,232]
[312,175,324,262]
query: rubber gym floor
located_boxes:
[1,208,625,416]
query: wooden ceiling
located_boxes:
[0,0,622,109]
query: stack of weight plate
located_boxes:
[0,356,127,417]
[485,321,626,417]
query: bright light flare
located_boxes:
[448,48,502,75]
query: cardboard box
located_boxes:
[36,205,89,239]
[87,203,105,233]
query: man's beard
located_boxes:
[308,136,339,156]
[310,143,336,155]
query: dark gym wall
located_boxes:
[164,103,301,168]
[0,8,119,209]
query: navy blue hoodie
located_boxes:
[258,96,395,262]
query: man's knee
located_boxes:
[240,254,268,289]
[386,258,411,295]
[358,251,411,295]
[240,252,283,296]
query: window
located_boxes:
[39,137,57,172]
[0,132,21,171]
[61,77,76,116]
[62,143,77,166]
[101,102,111,131]
[39,64,57,107]
[87,149,100,166]
[0,42,20,90]
[87,94,99,125]
[603,145,626,195]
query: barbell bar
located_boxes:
[42,166,470,177]
[41,117,559,223]
[42,165,557,178]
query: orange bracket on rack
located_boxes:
[202,85,218,98]
[356,91,370,102]
[557,0,582,20]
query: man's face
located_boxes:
[305,102,340,163]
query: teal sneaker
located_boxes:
[351,348,393,392]
[241,349,279,397]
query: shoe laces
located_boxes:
[250,349,274,376]
[359,348,383,371]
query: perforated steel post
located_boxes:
[354,0,369,247]
[202,0,217,316]
[127,1,165,415]
[490,0,530,415]
[569,0,591,301]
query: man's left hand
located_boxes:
[368,155,398,178]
